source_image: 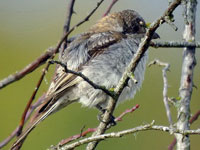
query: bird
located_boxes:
[11,9,159,149]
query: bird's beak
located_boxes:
[152,32,160,39]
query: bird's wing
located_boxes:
[42,31,126,111]
[47,31,125,97]
[86,31,126,57]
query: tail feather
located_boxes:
[11,102,59,150]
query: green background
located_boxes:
[0,0,200,149]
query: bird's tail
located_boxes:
[11,101,60,150]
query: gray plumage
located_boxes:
[63,34,147,108]
[12,9,159,150]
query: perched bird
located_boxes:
[12,9,159,149]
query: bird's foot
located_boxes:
[96,105,116,129]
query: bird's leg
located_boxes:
[96,105,116,129]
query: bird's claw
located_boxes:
[97,108,116,129]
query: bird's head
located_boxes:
[90,9,159,39]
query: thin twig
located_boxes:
[17,64,51,135]
[189,110,200,124]
[168,139,177,150]
[102,0,118,17]
[86,0,182,149]
[164,16,178,31]
[65,0,104,37]
[148,59,173,128]
[60,0,76,58]
[63,0,76,34]
[150,41,200,48]
[115,104,140,121]
[0,48,55,90]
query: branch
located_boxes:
[86,0,182,149]
[60,0,76,58]
[65,0,104,37]
[102,0,118,17]
[189,110,200,124]
[0,48,55,90]
[17,63,51,135]
[63,0,76,34]
[52,121,200,150]
[168,110,200,150]
[115,104,140,121]
[150,41,200,48]
[148,59,173,128]
[175,0,197,149]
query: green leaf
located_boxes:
[176,96,181,100]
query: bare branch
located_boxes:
[168,110,200,150]
[115,104,139,121]
[164,16,178,31]
[148,59,173,128]
[175,0,197,149]
[17,64,51,136]
[86,0,182,149]
[63,0,76,34]
[0,48,55,90]
[189,110,200,124]
[52,121,200,150]
[60,0,76,58]
[102,0,119,17]
[168,139,177,150]
[150,41,200,48]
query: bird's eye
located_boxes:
[139,21,144,26]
